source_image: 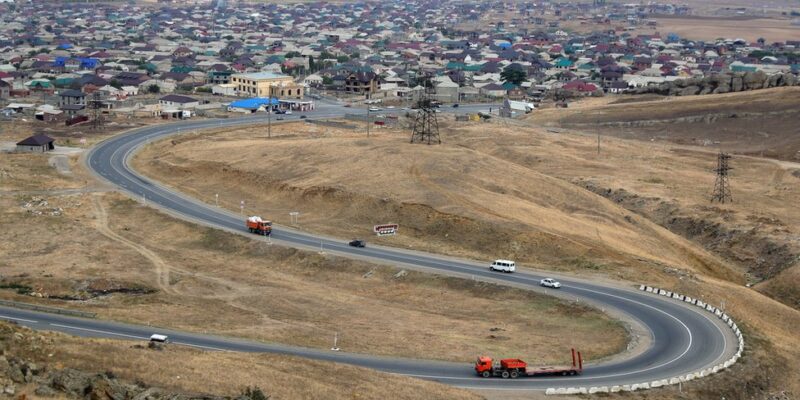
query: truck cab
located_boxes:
[475,356,494,377]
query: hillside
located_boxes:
[530,86,800,161]
[0,321,480,400]
[0,146,627,364]
[135,123,739,284]
[133,116,800,398]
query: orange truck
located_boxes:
[246,216,272,235]
[475,349,583,378]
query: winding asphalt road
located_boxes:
[1,104,737,390]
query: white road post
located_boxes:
[331,332,340,351]
[215,193,218,207]
[240,200,244,216]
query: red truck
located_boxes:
[246,216,272,235]
[475,349,583,378]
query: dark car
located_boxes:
[300,115,307,119]
[452,103,459,108]
[349,239,366,248]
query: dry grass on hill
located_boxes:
[132,113,800,396]
[134,121,739,283]
[530,87,800,161]
[3,322,480,400]
[0,152,627,364]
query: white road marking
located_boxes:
[0,315,38,323]
[177,342,228,351]
[50,323,148,340]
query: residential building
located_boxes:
[230,72,304,99]
[58,89,86,107]
[16,134,55,153]
[159,94,200,109]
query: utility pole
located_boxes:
[710,152,733,203]
[366,107,370,138]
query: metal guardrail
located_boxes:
[0,299,96,319]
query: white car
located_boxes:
[540,278,561,289]
[387,106,395,109]
[368,107,381,112]
[285,110,293,114]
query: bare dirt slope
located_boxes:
[133,116,800,398]
[0,151,626,364]
[530,87,800,161]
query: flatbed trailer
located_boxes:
[475,349,583,378]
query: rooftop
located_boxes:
[233,72,289,80]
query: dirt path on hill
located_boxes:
[90,195,175,294]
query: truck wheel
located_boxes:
[510,370,519,379]
[248,228,253,233]
[481,371,491,378]
[501,371,510,379]
[561,371,568,376]
[570,370,577,376]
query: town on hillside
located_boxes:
[0,0,798,127]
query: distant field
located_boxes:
[650,16,800,42]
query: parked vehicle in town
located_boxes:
[540,278,562,288]
[489,259,515,273]
[246,216,272,235]
[475,349,583,378]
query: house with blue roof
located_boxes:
[228,97,280,113]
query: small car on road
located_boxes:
[540,278,561,289]
[300,115,307,119]
[349,239,366,248]
[368,107,381,112]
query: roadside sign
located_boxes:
[373,223,399,236]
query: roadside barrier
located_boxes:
[0,299,96,319]
[545,284,744,395]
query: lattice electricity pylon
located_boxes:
[410,75,441,145]
[88,91,104,131]
[710,152,733,203]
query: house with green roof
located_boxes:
[554,58,573,69]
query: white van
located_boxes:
[149,334,169,343]
[490,259,516,273]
